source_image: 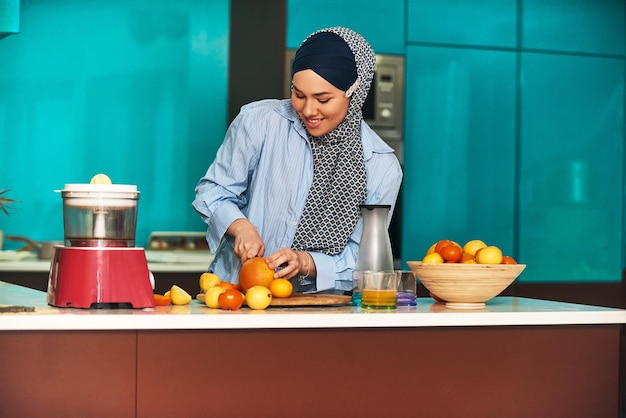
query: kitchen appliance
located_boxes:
[47,183,155,309]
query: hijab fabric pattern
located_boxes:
[291,27,375,256]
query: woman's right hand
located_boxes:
[227,218,265,264]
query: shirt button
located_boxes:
[291,220,297,226]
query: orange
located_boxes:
[501,255,517,264]
[218,282,234,290]
[434,239,454,254]
[425,242,437,256]
[239,257,275,291]
[475,246,503,264]
[438,243,462,263]
[460,252,474,263]
[218,289,244,310]
[269,278,293,298]
[153,294,171,306]
[422,252,444,263]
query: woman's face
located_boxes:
[291,69,350,137]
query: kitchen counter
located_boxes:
[1,281,624,418]
[0,281,625,331]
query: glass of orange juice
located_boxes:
[361,271,397,309]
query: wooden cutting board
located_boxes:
[196,292,351,307]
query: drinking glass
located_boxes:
[396,270,417,307]
[361,271,397,309]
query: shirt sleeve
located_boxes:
[192,109,261,253]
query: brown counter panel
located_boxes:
[0,331,137,418]
[137,325,619,418]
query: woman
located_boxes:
[192,27,402,293]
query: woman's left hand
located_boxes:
[265,248,310,280]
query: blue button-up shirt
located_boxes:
[192,99,402,292]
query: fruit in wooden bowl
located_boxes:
[407,261,526,310]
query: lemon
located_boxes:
[422,252,444,263]
[205,286,226,309]
[170,285,192,305]
[199,272,221,292]
[90,173,112,184]
[475,246,503,264]
[245,286,272,310]
[462,239,487,257]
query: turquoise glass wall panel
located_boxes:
[0,0,229,246]
[402,46,516,263]
[407,0,517,48]
[523,0,625,55]
[519,53,624,282]
[0,0,20,34]
[287,0,404,54]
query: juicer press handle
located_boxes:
[5,235,63,259]
[5,235,42,249]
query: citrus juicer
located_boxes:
[47,183,155,308]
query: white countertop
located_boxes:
[1,281,626,331]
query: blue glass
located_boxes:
[396,292,417,307]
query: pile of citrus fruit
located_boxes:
[422,239,517,265]
[151,258,293,310]
[153,284,192,306]
[198,257,293,311]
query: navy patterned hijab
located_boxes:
[291,27,376,256]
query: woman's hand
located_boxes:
[227,218,265,264]
[266,248,314,280]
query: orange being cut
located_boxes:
[239,257,275,291]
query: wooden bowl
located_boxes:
[407,261,526,310]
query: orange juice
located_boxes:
[361,289,396,309]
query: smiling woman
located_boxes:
[290,71,350,136]
[193,27,403,294]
